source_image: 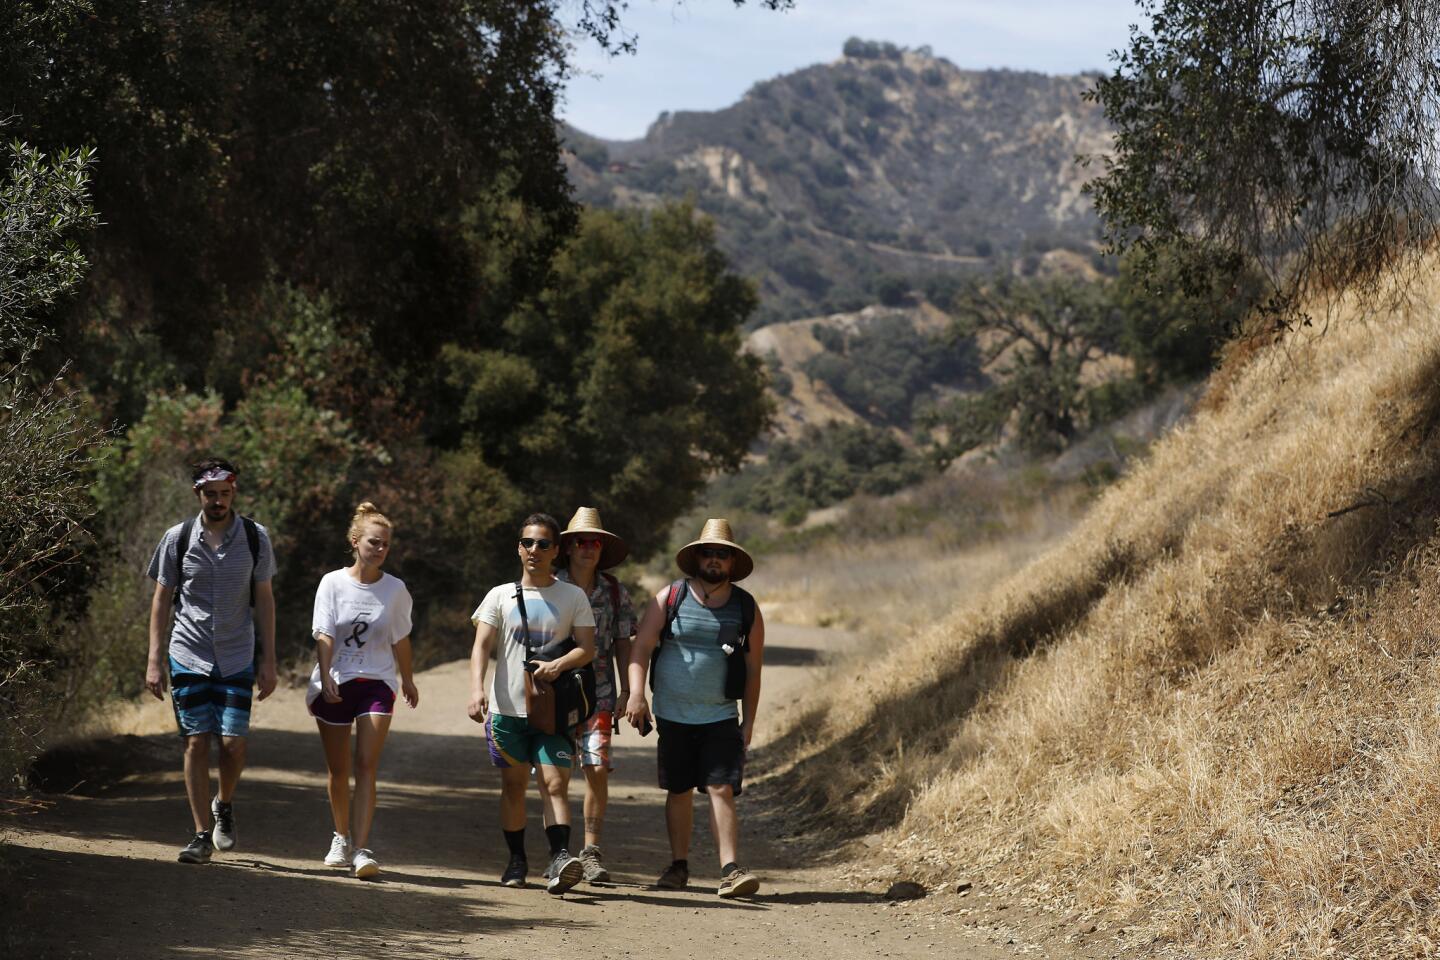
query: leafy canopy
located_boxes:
[1087,0,1440,325]
[0,131,103,791]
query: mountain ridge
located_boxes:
[564,41,1112,325]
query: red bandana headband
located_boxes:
[193,468,237,489]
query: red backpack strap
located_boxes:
[659,578,686,645]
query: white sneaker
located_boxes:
[324,832,351,868]
[352,848,380,879]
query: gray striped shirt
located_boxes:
[147,512,276,677]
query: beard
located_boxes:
[697,567,727,585]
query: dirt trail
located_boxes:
[5,623,1021,960]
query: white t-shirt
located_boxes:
[472,579,594,718]
[308,569,414,702]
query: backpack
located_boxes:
[650,578,755,701]
[173,515,261,608]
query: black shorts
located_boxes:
[656,716,745,796]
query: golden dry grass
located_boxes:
[759,268,1440,958]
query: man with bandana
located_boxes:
[145,457,278,864]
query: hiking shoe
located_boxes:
[352,848,380,879]
[546,850,583,895]
[717,866,760,899]
[210,796,236,851]
[178,831,214,864]
[655,860,689,890]
[579,844,610,883]
[500,854,528,888]
[324,832,351,867]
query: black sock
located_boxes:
[721,861,739,874]
[673,858,689,870]
[503,828,525,859]
[545,824,570,856]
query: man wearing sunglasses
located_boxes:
[554,507,636,884]
[625,518,766,899]
[467,513,596,894]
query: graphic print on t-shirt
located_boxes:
[344,612,371,649]
[334,595,384,667]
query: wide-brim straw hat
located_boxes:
[675,518,754,582]
[560,507,629,570]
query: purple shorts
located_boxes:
[309,678,396,726]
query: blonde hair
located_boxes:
[348,501,393,546]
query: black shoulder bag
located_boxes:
[515,582,597,735]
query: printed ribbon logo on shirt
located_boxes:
[344,613,371,649]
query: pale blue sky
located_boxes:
[561,0,1146,140]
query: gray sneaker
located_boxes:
[546,850,583,895]
[579,844,610,883]
[178,830,214,864]
[210,796,236,851]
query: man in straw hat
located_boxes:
[553,506,636,884]
[625,518,766,899]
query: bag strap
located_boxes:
[242,516,260,606]
[172,518,196,608]
[733,585,755,647]
[513,581,535,651]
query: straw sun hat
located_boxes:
[559,507,629,570]
[675,518,754,582]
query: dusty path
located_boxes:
[5,624,1017,960]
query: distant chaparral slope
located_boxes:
[564,40,1111,326]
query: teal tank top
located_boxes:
[652,587,742,724]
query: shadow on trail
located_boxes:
[760,890,885,905]
[761,644,828,668]
[5,843,568,959]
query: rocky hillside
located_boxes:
[565,39,1111,325]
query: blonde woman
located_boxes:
[309,502,418,879]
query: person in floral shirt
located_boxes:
[555,507,636,883]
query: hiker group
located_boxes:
[145,458,766,900]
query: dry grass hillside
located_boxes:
[762,268,1440,958]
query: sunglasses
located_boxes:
[572,536,604,549]
[518,537,554,551]
[698,546,733,560]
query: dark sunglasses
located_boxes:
[519,537,554,551]
[698,546,732,560]
[572,536,603,549]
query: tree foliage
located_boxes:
[1087,0,1440,325]
[943,275,1124,455]
[708,421,930,525]
[802,312,981,426]
[433,203,773,580]
[0,132,103,791]
[3,1,580,415]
